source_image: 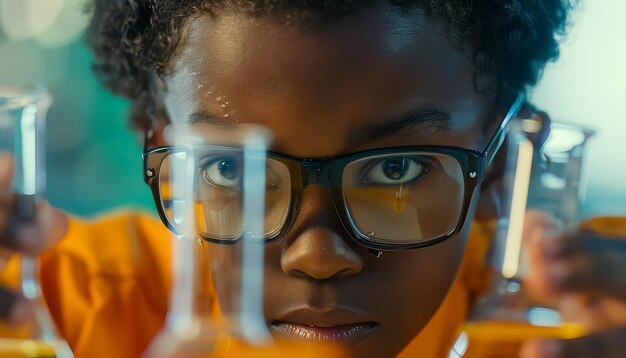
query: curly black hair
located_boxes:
[86,0,573,129]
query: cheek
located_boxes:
[208,243,287,317]
[330,233,469,358]
[208,244,245,315]
[377,191,476,327]
[379,234,466,334]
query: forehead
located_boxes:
[163,3,486,156]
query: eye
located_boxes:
[362,157,426,185]
[201,157,241,188]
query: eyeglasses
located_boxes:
[143,95,524,251]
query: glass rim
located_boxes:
[161,123,273,148]
[0,85,51,112]
[0,85,48,97]
[549,121,597,137]
[541,121,596,154]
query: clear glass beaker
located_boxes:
[143,124,276,357]
[0,86,73,358]
[143,124,346,357]
[450,118,595,357]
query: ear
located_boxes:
[474,106,551,222]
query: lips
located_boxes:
[270,308,378,345]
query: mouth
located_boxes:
[270,308,379,346]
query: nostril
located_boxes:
[286,266,359,281]
[280,228,364,280]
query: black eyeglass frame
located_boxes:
[143,95,524,251]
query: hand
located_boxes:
[0,152,68,325]
[520,211,626,357]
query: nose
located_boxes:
[280,185,364,280]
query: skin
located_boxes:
[521,214,626,358]
[158,4,497,357]
[1,2,625,358]
[0,152,67,325]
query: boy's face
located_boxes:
[160,3,496,357]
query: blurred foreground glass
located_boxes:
[143,125,345,357]
[450,120,595,357]
[0,87,73,358]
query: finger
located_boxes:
[540,230,624,260]
[524,210,562,244]
[36,200,68,252]
[0,152,13,190]
[9,217,45,254]
[0,199,65,255]
[0,153,19,250]
[0,209,38,252]
[2,201,66,255]
[0,247,14,269]
[524,210,563,299]
[0,191,12,241]
[0,153,64,255]
[539,238,577,260]
[0,287,33,325]
[521,327,626,358]
[0,153,14,247]
[543,249,626,300]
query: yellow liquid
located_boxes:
[0,338,57,358]
[453,321,586,358]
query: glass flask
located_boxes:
[143,124,345,357]
[0,86,73,358]
[142,124,271,357]
[450,118,596,358]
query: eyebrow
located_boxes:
[188,111,232,127]
[187,106,453,144]
[348,106,452,145]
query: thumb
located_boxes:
[18,201,68,255]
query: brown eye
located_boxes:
[202,157,241,188]
[363,157,426,185]
[382,157,409,180]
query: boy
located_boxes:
[2,1,626,357]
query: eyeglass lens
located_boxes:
[158,148,466,245]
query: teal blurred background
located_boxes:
[0,0,624,218]
[0,0,154,216]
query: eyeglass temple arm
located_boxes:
[143,128,154,153]
[482,93,525,166]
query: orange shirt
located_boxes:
[1,213,624,357]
